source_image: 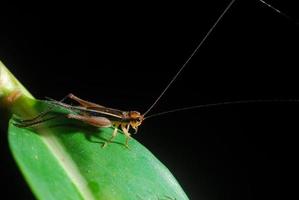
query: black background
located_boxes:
[1,0,298,199]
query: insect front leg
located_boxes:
[121,123,131,148]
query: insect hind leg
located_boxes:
[66,93,105,108]
[13,115,64,128]
[15,94,71,124]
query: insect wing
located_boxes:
[85,106,124,119]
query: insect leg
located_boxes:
[67,93,105,108]
[67,114,112,127]
[13,115,64,128]
[13,109,53,124]
[16,94,71,124]
[102,123,120,148]
[121,123,131,148]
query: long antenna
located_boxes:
[144,99,299,120]
[257,0,298,23]
[143,0,237,116]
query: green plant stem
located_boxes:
[0,61,35,122]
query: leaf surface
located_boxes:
[9,101,188,200]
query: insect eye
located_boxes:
[134,118,141,124]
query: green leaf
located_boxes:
[1,61,189,200]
